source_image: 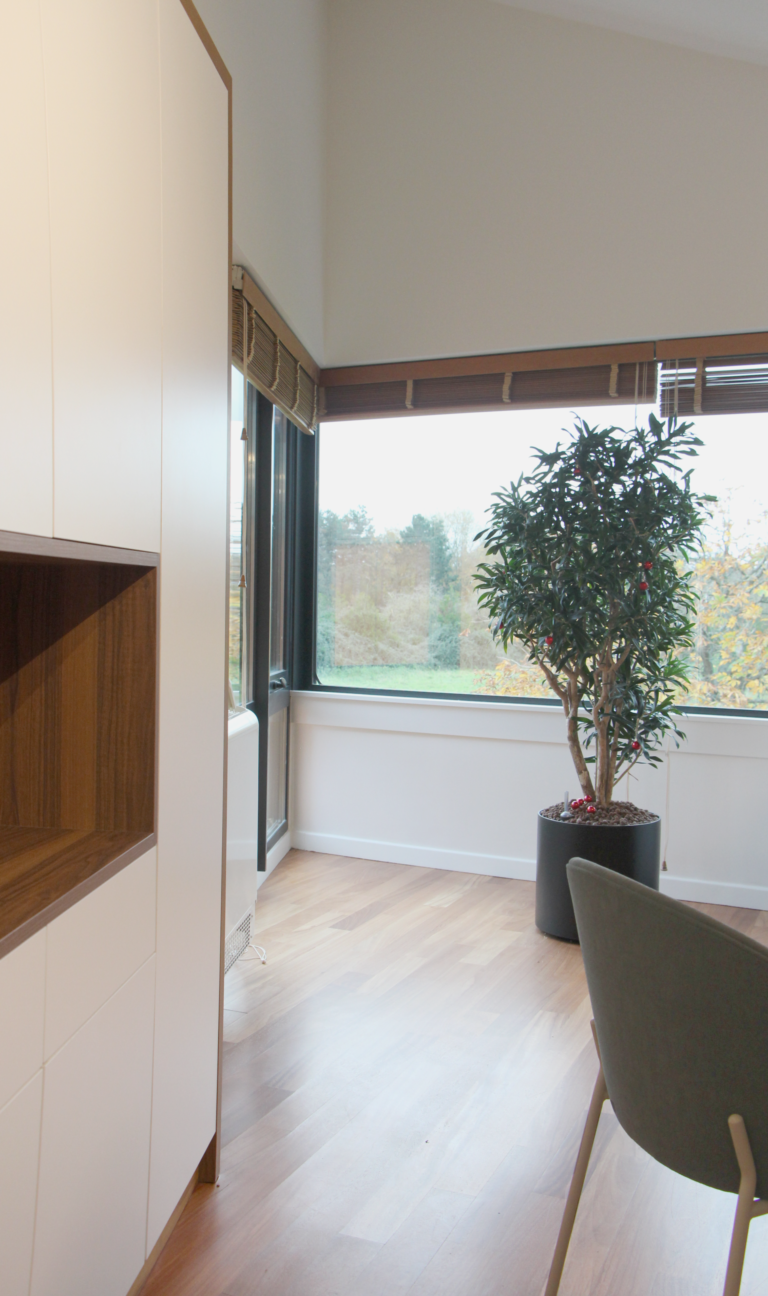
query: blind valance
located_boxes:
[231,272,319,434]
[320,357,657,421]
[659,356,768,417]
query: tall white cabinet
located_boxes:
[0,3,229,1293]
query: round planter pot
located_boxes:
[536,812,661,942]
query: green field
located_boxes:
[317,665,490,694]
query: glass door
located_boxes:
[249,390,295,867]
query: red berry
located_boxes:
[584,795,593,803]
[586,805,597,814]
[545,635,554,645]
[574,466,581,476]
[644,561,653,570]
[632,740,641,751]
[639,581,649,591]
[572,798,582,808]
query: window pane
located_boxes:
[266,707,288,838]
[229,366,246,706]
[317,404,768,710]
[270,409,288,673]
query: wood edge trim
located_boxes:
[126,1166,200,1296]
[656,332,768,360]
[0,833,157,961]
[177,0,232,90]
[320,343,656,387]
[238,268,321,385]
[321,331,768,389]
[0,531,159,566]
[320,395,658,422]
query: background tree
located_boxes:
[683,505,768,709]
[473,414,713,805]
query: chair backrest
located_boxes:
[567,857,768,1196]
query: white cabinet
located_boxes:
[32,958,156,1296]
[40,0,163,552]
[0,1,53,537]
[0,929,45,1111]
[148,0,229,1250]
[0,1073,44,1296]
[45,848,157,1059]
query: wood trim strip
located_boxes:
[237,268,321,385]
[127,1167,200,1296]
[0,832,157,961]
[321,342,656,387]
[177,0,231,90]
[321,332,768,390]
[0,530,158,566]
[656,332,768,360]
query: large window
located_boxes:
[316,402,768,710]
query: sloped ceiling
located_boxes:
[491,0,768,65]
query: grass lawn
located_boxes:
[317,666,491,694]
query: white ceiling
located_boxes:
[491,0,768,66]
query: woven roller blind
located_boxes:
[232,287,318,434]
[660,355,768,417]
[320,360,657,420]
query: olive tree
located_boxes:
[474,414,712,806]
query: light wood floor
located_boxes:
[142,850,768,1296]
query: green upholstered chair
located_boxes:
[545,857,768,1296]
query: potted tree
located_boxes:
[474,413,712,940]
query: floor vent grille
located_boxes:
[225,911,251,974]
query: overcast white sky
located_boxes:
[318,405,768,546]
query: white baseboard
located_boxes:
[661,874,768,910]
[291,830,536,881]
[293,831,768,910]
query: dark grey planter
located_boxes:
[536,811,661,941]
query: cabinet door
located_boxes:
[0,1,53,537]
[148,0,229,1252]
[0,929,46,1112]
[32,959,155,1296]
[41,0,162,551]
[45,848,157,1059]
[0,1073,43,1296]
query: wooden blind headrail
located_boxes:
[232,267,320,434]
[318,331,768,422]
[228,282,768,425]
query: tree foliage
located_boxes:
[683,508,768,709]
[473,414,713,804]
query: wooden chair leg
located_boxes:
[723,1115,758,1296]
[544,1062,608,1296]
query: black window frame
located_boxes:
[305,423,768,721]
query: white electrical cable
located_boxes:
[239,942,266,965]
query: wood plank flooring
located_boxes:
[142,850,768,1296]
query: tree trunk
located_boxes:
[567,710,595,800]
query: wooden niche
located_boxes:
[0,538,157,956]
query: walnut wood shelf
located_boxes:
[0,827,156,958]
[0,532,158,958]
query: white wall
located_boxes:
[324,0,768,366]
[195,0,327,362]
[292,693,768,909]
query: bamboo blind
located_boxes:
[232,286,318,434]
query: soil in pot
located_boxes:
[536,804,661,942]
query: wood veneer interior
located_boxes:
[0,554,157,951]
[141,850,768,1296]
